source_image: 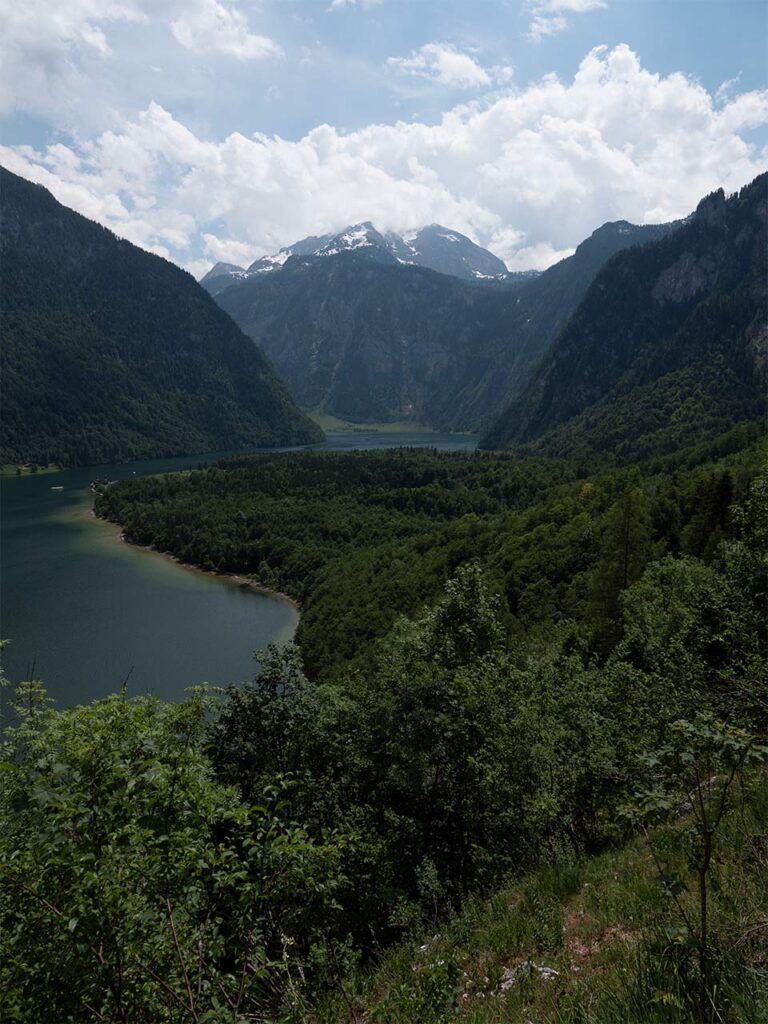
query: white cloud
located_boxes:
[328,0,382,10]
[0,0,281,121]
[715,73,742,106]
[200,232,257,267]
[0,0,137,119]
[528,14,567,42]
[170,1,282,60]
[505,242,576,271]
[484,228,575,271]
[527,0,608,42]
[3,45,766,274]
[387,43,495,90]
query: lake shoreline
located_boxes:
[1,462,61,477]
[4,434,472,702]
[80,506,302,612]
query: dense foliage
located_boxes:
[318,763,768,1024]
[3,434,767,1020]
[0,681,348,1022]
[96,439,763,680]
[94,448,578,672]
[205,468,767,918]
[3,462,766,1020]
[0,166,322,467]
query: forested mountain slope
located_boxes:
[0,167,322,466]
[213,218,675,431]
[481,174,767,459]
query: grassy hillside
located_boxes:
[315,769,768,1023]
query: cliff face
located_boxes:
[0,167,322,466]
[480,174,767,460]
[213,220,676,431]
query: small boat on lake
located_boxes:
[51,486,64,491]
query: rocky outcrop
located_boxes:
[652,250,720,304]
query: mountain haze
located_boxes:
[0,167,322,467]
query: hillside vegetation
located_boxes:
[481,175,767,460]
[315,769,768,1024]
[1,435,746,1019]
[95,433,764,679]
[3,449,766,1021]
[0,167,322,467]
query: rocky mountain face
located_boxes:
[211,218,677,431]
[200,222,510,297]
[389,224,510,279]
[0,167,322,467]
[480,174,767,460]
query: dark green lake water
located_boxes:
[1,432,476,707]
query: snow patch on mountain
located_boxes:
[200,220,511,293]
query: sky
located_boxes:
[0,0,765,277]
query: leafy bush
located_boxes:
[0,681,346,1022]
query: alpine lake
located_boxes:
[1,432,476,708]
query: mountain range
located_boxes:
[0,167,322,467]
[201,222,513,297]
[208,216,676,431]
[3,165,764,471]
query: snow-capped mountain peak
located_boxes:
[200,221,509,295]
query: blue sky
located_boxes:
[1,0,765,275]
